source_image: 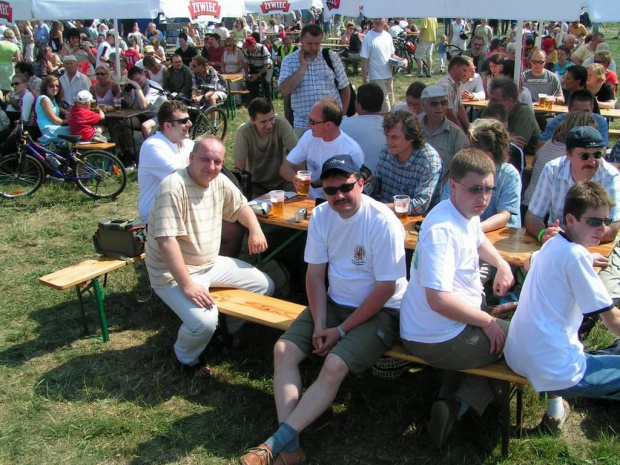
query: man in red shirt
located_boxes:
[68,90,107,142]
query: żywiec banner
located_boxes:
[0,2,13,22]
[188,0,221,19]
[260,1,290,13]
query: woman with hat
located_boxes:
[0,29,21,93]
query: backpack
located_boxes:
[322,48,356,117]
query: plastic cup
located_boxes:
[545,95,555,111]
[538,93,547,106]
[393,195,411,219]
[296,170,312,196]
[114,97,122,113]
[269,190,285,217]
[97,98,105,112]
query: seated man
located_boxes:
[521,49,564,104]
[506,181,620,434]
[436,56,471,132]
[239,155,407,465]
[374,109,442,214]
[393,81,426,117]
[145,135,274,378]
[525,126,620,305]
[189,55,227,107]
[163,54,193,99]
[232,97,298,197]
[242,36,273,100]
[400,148,514,447]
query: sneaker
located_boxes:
[372,356,413,380]
[417,73,424,78]
[540,400,570,435]
[273,447,306,465]
[239,444,274,465]
[427,398,460,448]
[124,163,136,173]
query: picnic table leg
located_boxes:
[75,285,90,335]
[92,277,110,342]
[500,380,510,457]
[257,230,304,269]
[516,386,524,438]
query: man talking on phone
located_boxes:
[278,23,351,138]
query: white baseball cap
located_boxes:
[76,90,94,104]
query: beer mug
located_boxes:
[296,170,312,196]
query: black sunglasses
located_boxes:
[308,117,326,126]
[166,117,191,124]
[323,181,357,196]
[427,100,448,107]
[578,151,604,161]
[455,181,497,195]
[579,216,613,227]
[10,82,21,86]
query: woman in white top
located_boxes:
[221,38,244,104]
[143,55,167,85]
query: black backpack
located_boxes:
[322,48,356,117]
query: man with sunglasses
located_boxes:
[506,181,620,435]
[400,148,514,448]
[240,155,406,465]
[521,49,564,105]
[526,126,620,303]
[421,85,467,183]
[280,98,364,199]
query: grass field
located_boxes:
[2,22,620,465]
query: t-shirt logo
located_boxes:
[352,244,365,266]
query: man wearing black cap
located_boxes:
[525,126,620,303]
[240,155,407,465]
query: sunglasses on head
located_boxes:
[455,181,497,195]
[323,181,357,196]
[579,216,613,227]
[578,151,604,161]
[167,117,191,124]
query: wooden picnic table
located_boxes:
[221,73,244,83]
[463,99,620,119]
[320,43,348,49]
[256,196,617,268]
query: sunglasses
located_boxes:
[427,100,448,107]
[323,181,357,196]
[10,82,22,86]
[530,60,545,65]
[455,181,497,195]
[95,72,107,76]
[579,216,613,227]
[578,151,604,161]
[166,117,191,124]
[308,117,326,125]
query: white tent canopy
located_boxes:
[582,1,620,22]
[30,0,159,20]
[362,0,582,21]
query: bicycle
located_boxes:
[0,121,127,199]
[392,32,417,75]
[160,86,228,141]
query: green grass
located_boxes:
[2,23,620,465]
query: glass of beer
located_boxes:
[545,95,555,111]
[113,97,122,113]
[538,93,547,107]
[296,170,312,196]
[90,99,97,111]
[97,98,105,112]
[393,195,411,219]
[269,190,285,217]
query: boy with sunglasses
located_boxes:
[525,126,620,304]
[506,181,620,434]
[400,148,514,448]
[240,155,407,465]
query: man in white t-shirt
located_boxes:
[280,98,364,199]
[506,181,620,435]
[361,18,404,113]
[400,148,514,448]
[96,31,114,67]
[240,155,407,465]
[138,101,194,225]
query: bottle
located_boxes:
[45,153,61,168]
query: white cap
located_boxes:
[76,90,94,104]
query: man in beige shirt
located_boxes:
[145,135,274,377]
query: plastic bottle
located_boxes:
[45,153,61,168]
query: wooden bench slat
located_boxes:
[75,142,117,151]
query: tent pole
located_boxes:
[514,20,524,84]
[114,18,121,82]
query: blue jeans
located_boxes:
[552,353,620,400]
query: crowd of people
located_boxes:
[2,13,620,465]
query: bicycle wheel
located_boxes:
[190,107,228,141]
[0,153,44,198]
[74,150,127,199]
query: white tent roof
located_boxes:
[362,0,582,21]
[30,0,159,20]
[582,0,620,22]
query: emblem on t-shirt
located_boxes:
[352,244,365,265]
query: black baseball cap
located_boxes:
[566,126,605,149]
[320,155,360,179]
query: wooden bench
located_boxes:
[75,142,117,151]
[610,128,620,137]
[209,288,528,457]
[39,254,143,342]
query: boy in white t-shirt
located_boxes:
[400,148,514,448]
[505,181,620,434]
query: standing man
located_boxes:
[525,126,620,303]
[146,136,274,378]
[375,110,443,213]
[280,99,364,199]
[163,54,193,99]
[421,86,468,183]
[361,17,404,113]
[416,17,438,78]
[59,55,91,108]
[232,98,298,197]
[96,31,114,67]
[242,36,273,101]
[463,36,489,74]
[436,56,471,132]
[571,32,605,65]
[239,155,407,465]
[278,23,350,137]
[33,20,50,53]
